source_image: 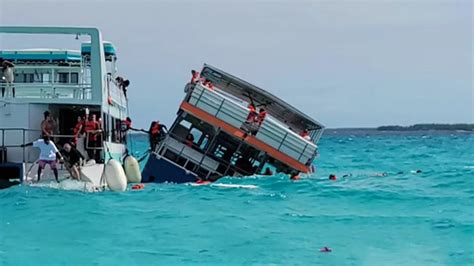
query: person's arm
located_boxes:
[160,124,168,133]
[20,142,34,148]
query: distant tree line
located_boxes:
[377,124,474,131]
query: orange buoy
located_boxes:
[131,184,145,190]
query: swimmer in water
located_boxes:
[320,246,332,252]
[342,173,352,178]
[329,174,337,181]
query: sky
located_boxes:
[0,0,472,128]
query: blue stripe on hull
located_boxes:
[141,154,198,183]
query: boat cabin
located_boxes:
[142,64,324,183]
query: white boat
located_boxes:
[0,26,130,191]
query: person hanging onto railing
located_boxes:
[1,58,15,98]
[21,135,65,183]
[115,76,130,99]
[148,121,168,151]
[61,143,84,180]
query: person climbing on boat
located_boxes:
[61,143,84,180]
[1,58,15,98]
[148,121,168,151]
[21,135,64,183]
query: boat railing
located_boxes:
[0,82,93,100]
[162,131,256,177]
[0,128,41,163]
[187,84,318,165]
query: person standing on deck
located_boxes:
[41,111,56,137]
[72,116,84,145]
[1,58,15,98]
[21,135,64,183]
[190,70,200,84]
[84,114,101,161]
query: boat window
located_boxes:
[179,120,192,129]
[57,72,69,83]
[189,128,202,145]
[71,73,79,84]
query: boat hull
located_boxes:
[141,153,198,183]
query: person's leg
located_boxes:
[72,165,80,180]
[50,161,59,182]
[12,87,15,98]
[1,86,4,97]
[37,160,45,182]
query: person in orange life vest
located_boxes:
[300,129,311,141]
[203,79,214,90]
[185,133,194,147]
[190,70,200,84]
[246,103,258,123]
[257,108,267,126]
[148,121,168,151]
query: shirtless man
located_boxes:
[40,111,55,137]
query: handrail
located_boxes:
[187,86,317,163]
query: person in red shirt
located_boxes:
[246,104,258,123]
[84,114,101,161]
[190,70,200,84]
[257,108,267,126]
[72,116,83,145]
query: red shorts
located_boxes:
[39,160,57,169]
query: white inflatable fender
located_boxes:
[123,155,142,183]
[103,159,127,192]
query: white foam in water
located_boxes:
[29,179,98,192]
[211,183,259,189]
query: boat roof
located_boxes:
[0,49,81,62]
[200,64,324,131]
[81,41,116,56]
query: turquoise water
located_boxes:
[1,130,473,265]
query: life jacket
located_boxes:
[246,105,257,122]
[73,122,82,135]
[151,124,160,135]
[191,72,200,84]
[257,111,267,125]
[85,120,98,140]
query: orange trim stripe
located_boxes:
[180,101,309,173]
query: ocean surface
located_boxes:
[0,130,473,265]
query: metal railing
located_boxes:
[0,82,93,100]
[0,128,41,163]
[187,84,318,164]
